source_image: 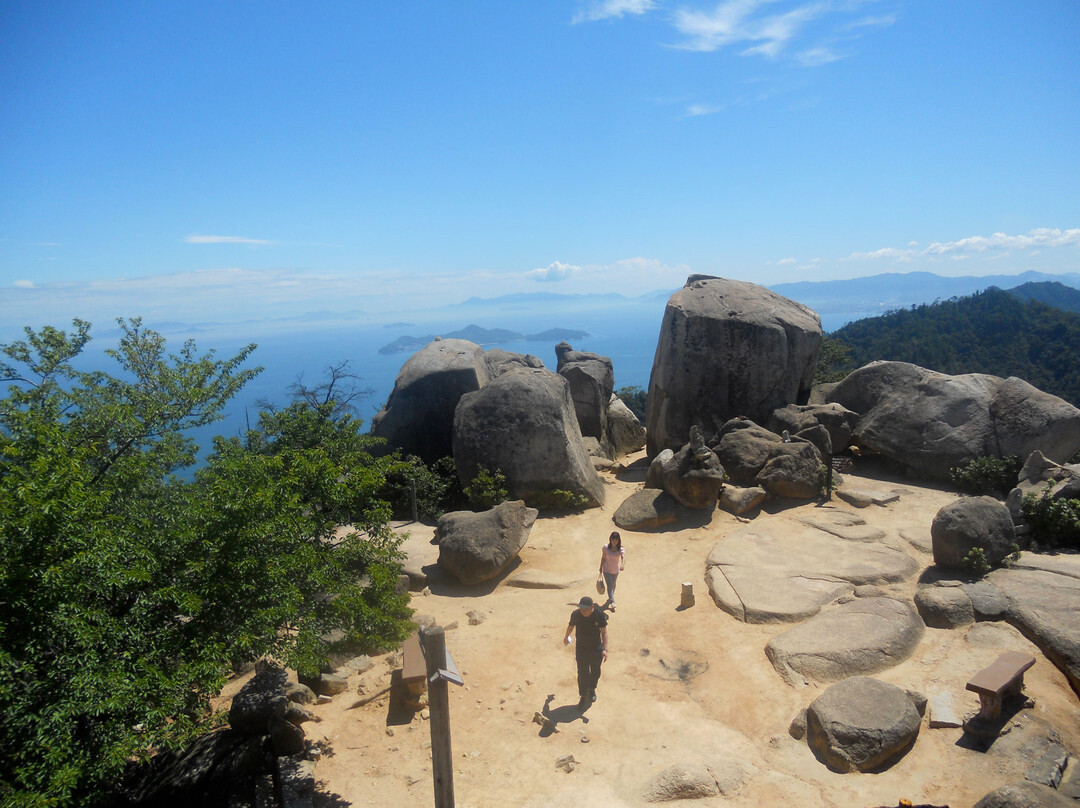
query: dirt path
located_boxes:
[289,453,1080,807]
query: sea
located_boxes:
[15,302,869,469]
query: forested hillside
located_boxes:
[1007,280,1080,315]
[831,286,1080,407]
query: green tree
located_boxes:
[615,385,647,420]
[813,336,855,385]
[0,320,412,807]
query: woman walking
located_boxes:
[599,531,626,612]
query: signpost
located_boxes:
[420,625,463,808]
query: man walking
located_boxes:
[563,596,608,709]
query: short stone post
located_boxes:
[681,582,695,609]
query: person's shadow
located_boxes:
[536,694,589,737]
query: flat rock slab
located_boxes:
[1009,552,1080,580]
[705,518,917,623]
[985,564,1080,696]
[835,487,901,508]
[794,510,888,542]
[927,689,965,728]
[765,597,924,687]
[973,781,1075,807]
[506,570,589,590]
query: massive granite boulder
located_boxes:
[452,367,605,508]
[371,340,545,464]
[931,496,1017,570]
[709,418,824,499]
[824,361,1080,480]
[436,500,538,585]
[645,275,822,457]
[555,342,614,446]
[607,394,647,459]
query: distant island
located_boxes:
[378,324,590,354]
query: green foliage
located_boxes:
[0,320,413,807]
[527,488,590,512]
[615,384,647,420]
[1022,489,1080,551]
[814,336,855,385]
[378,455,465,520]
[948,455,1023,498]
[831,287,1080,407]
[962,547,992,578]
[463,466,508,511]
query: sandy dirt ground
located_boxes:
[231,452,1080,807]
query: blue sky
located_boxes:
[2,0,1078,327]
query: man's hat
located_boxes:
[578,596,594,609]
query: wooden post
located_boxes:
[681,582,695,609]
[423,626,455,808]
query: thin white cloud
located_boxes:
[573,0,657,23]
[845,246,917,261]
[846,14,897,30]
[526,257,690,293]
[185,234,275,245]
[925,228,1080,255]
[14,280,35,288]
[30,241,62,247]
[777,257,797,265]
[672,0,830,57]
[685,102,724,116]
[795,46,842,66]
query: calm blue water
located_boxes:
[16,303,865,468]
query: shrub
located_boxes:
[1022,489,1080,551]
[962,547,992,577]
[378,455,465,520]
[463,466,508,511]
[949,455,1023,498]
[528,488,590,512]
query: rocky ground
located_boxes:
[223,451,1080,807]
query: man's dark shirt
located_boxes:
[569,608,608,654]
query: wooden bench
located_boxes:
[401,629,427,699]
[966,650,1035,720]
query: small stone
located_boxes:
[556,755,576,773]
[317,695,333,705]
[580,735,590,743]
[385,728,395,737]
[421,709,430,720]
[467,610,487,626]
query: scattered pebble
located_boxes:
[385,728,394,737]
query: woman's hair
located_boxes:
[608,531,621,548]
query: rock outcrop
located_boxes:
[765,597,924,686]
[805,676,921,772]
[607,394,647,459]
[613,488,682,531]
[705,514,917,623]
[824,362,1080,480]
[555,342,613,448]
[436,500,539,585]
[645,275,822,457]
[768,403,858,456]
[931,496,1017,570]
[452,367,605,508]
[708,418,824,499]
[644,427,726,509]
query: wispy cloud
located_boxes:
[14,280,35,288]
[925,228,1080,255]
[573,0,657,24]
[685,102,724,116]
[844,228,1080,263]
[671,0,830,56]
[185,234,275,245]
[795,46,842,67]
[526,257,690,292]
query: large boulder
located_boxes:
[436,500,539,585]
[755,441,824,499]
[645,275,822,457]
[710,420,781,486]
[824,361,1080,480]
[555,342,614,449]
[931,496,1016,570]
[607,395,647,459]
[768,403,858,456]
[613,488,682,531]
[805,676,921,772]
[452,367,605,508]
[765,597,924,686]
[973,782,1075,808]
[645,427,726,509]
[1014,450,1080,502]
[370,339,490,463]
